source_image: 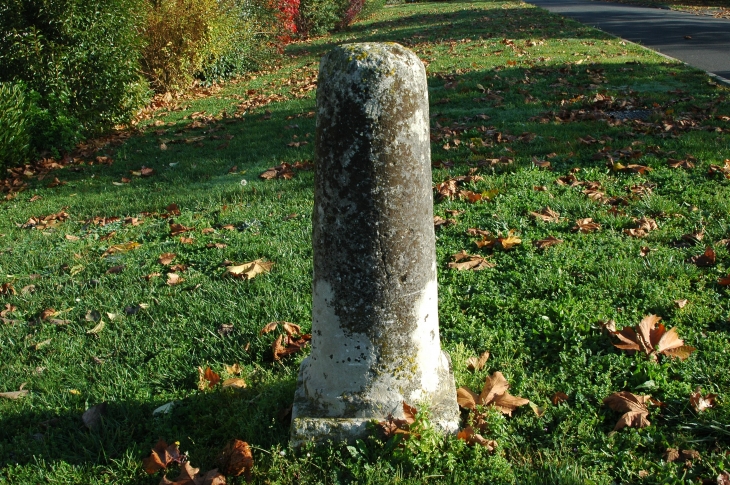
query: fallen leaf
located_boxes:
[224,363,241,375]
[467,350,490,372]
[33,338,52,350]
[145,272,162,280]
[218,439,253,480]
[106,265,125,274]
[102,241,140,257]
[573,218,601,233]
[272,334,311,360]
[448,250,495,270]
[529,401,546,417]
[689,387,717,412]
[86,320,105,335]
[377,402,418,439]
[85,310,101,322]
[530,207,561,223]
[222,378,247,389]
[159,253,176,265]
[179,237,194,244]
[607,314,695,361]
[169,223,193,237]
[434,215,457,228]
[65,234,80,241]
[689,247,716,267]
[457,426,496,449]
[217,324,234,337]
[603,391,651,430]
[198,366,220,390]
[143,440,185,474]
[82,402,107,429]
[675,299,689,309]
[534,236,563,250]
[457,371,529,416]
[0,388,29,400]
[282,322,301,336]
[260,322,279,334]
[225,260,273,280]
[166,273,184,286]
[551,392,569,405]
[665,448,701,463]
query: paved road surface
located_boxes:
[524,0,730,81]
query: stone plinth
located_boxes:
[291,43,459,445]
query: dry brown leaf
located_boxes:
[0,388,29,400]
[675,299,689,309]
[218,439,253,480]
[607,315,695,361]
[282,322,301,336]
[259,322,279,335]
[272,334,311,360]
[377,402,418,439]
[530,207,561,223]
[551,391,569,405]
[197,366,220,390]
[160,462,226,485]
[573,218,601,233]
[603,391,651,430]
[224,363,241,375]
[159,253,176,265]
[718,275,730,286]
[434,215,457,228]
[166,273,184,286]
[179,237,195,244]
[457,371,529,416]
[534,236,563,250]
[689,247,716,267]
[106,265,125,274]
[143,439,184,474]
[689,387,717,412]
[457,426,496,450]
[169,223,193,237]
[225,260,273,280]
[466,350,490,372]
[448,250,495,271]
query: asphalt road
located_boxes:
[523,0,730,81]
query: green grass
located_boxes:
[1,0,729,483]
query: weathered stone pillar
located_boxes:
[291,43,459,445]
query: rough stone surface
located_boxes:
[291,43,459,446]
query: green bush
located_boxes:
[199,0,282,83]
[0,83,31,171]
[0,0,150,156]
[296,0,344,37]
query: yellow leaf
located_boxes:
[225,259,273,280]
[222,378,247,389]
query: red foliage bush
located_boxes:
[336,0,364,30]
[277,0,300,43]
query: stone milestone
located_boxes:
[291,42,459,445]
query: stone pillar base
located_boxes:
[290,350,460,447]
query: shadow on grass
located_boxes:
[0,378,296,475]
[288,3,609,60]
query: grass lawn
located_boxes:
[2,0,730,483]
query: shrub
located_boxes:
[199,0,282,83]
[296,0,340,37]
[142,0,281,91]
[296,0,381,37]
[0,83,31,171]
[0,0,150,156]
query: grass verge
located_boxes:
[1,0,729,483]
